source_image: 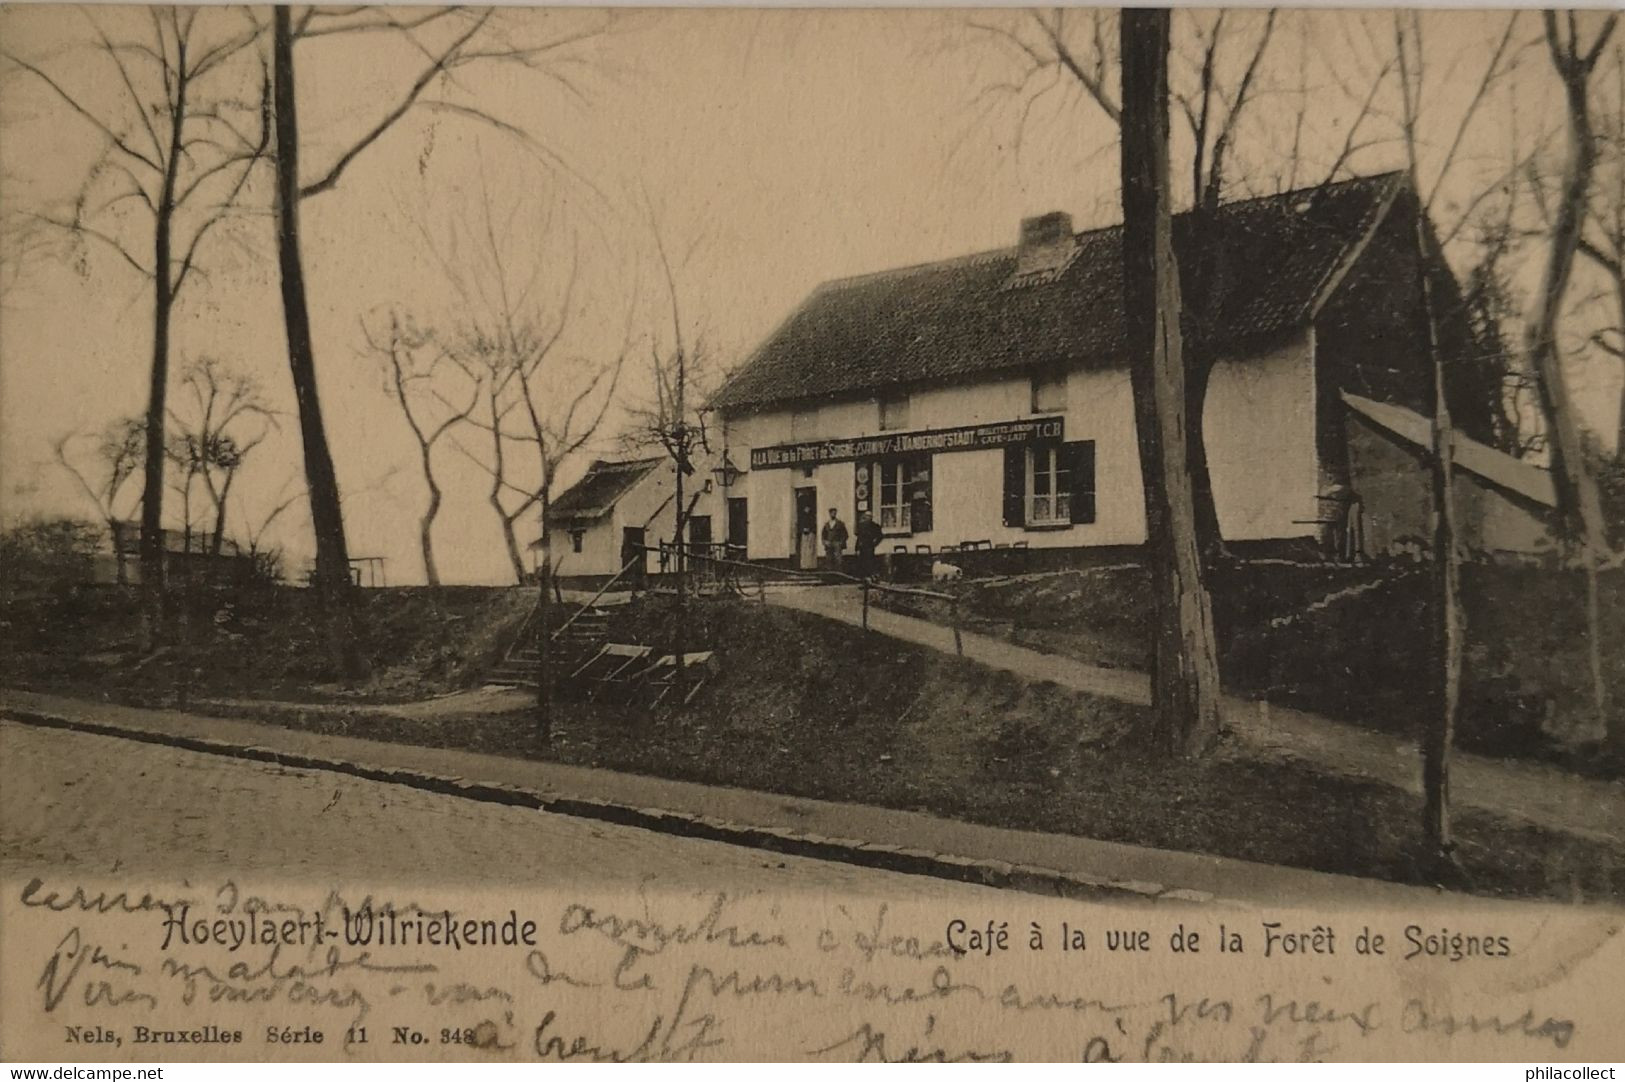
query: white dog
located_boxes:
[931,560,963,583]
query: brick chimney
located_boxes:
[1015,211,1076,278]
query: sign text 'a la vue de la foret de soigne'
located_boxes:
[748,417,1064,470]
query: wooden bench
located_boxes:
[645,650,718,707]
[570,643,653,700]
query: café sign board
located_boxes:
[749,416,1063,470]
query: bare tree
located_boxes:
[158,358,271,711]
[235,474,307,586]
[968,8,1267,751]
[0,195,53,304]
[3,7,268,626]
[1173,10,1277,562]
[1290,9,1546,467]
[164,432,205,557]
[1120,7,1223,759]
[1527,11,1619,747]
[969,10,1275,564]
[1308,11,1610,849]
[421,168,632,736]
[1375,10,1583,873]
[364,309,481,586]
[52,417,145,583]
[418,166,628,590]
[269,6,611,677]
[1460,206,1550,460]
[1392,11,1469,874]
[425,173,627,737]
[164,356,277,559]
[619,214,722,703]
[1577,47,1625,455]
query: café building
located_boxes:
[706,171,1553,571]
[544,172,1554,588]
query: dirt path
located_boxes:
[767,584,1625,843]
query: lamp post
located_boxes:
[711,454,743,491]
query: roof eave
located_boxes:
[713,325,1305,415]
[1305,172,1409,322]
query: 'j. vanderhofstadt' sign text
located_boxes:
[749,417,1063,470]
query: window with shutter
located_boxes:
[1002,445,1025,526]
[876,458,909,531]
[872,453,931,534]
[1008,440,1096,528]
[906,454,932,533]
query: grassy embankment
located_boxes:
[4,584,1622,904]
[875,561,1625,768]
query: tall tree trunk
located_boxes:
[495,510,526,584]
[1119,7,1223,759]
[210,470,235,558]
[1616,271,1625,457]
[139,243,173,639]
[1185,353,1225,563]
[482,393,527,584]
[419,446,442,587]
[1529,17,1614,745]
[110,518,128,586]
[272,9,366,680]
[139,74,188,644]
[1183,193,1229,568]
[180,471,194,557]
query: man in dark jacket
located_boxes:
[820,507,849,573]
[854,511,884,580]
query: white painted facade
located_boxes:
[718,329,1321,560]
[547,459,730,581]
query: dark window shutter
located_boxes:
[908,454,933,533]
[1002,445,1026,527]
[1066,440,1096,524]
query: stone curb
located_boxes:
[2,705,1227,907]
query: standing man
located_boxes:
[855,511,883,580]
[820,507,849,574]
[621,529,646,595]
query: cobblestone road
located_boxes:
[0,720,1001,898]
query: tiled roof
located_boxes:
[711,172,1407,412]
[546,457,664,525]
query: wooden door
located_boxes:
[794,487,818,570]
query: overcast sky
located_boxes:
[2,7,1619,584]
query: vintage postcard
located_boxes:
[1,3,1623,1065]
